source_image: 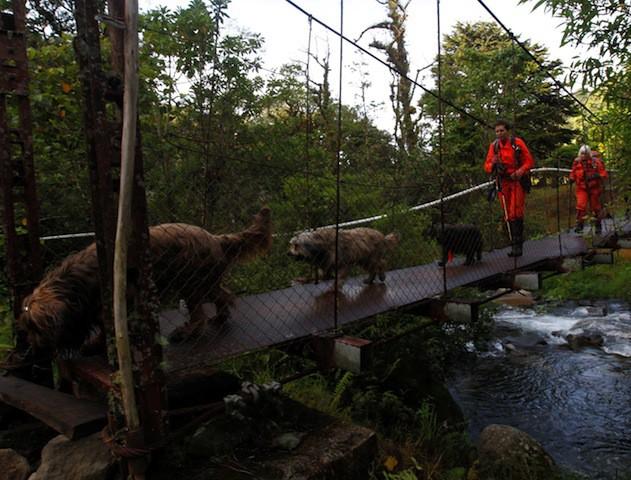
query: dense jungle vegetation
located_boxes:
[0,0,628,272]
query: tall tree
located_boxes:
[524,0,631,183]
[419,22,578,191]
[359,0,419,155]
[140,0,263,227]
[523,0,631,88]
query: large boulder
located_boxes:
[0,448,31,480]
[565,330,604,350]
[477,424,557,480]
[28,433,115,480]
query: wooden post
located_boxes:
[113,0,140,436]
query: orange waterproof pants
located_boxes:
[499,178,526,221]
[575,187,602,219]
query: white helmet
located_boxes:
[579,144,591,156]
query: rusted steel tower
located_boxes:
[0,2,43,333]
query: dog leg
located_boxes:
[325,267,348,292]
[169,286,233,343]
[214,286,235,322]
[378,259,387,282]
[438,247,448,267]
[169,303,208,343]
[363,272,376,284]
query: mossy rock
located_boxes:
[477,424,558,480]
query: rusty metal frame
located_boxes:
[0,1,43,325]
[72,0,166,466]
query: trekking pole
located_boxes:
[493,169,512,242]
[582,158,593,233]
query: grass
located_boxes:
[542,255,631,301]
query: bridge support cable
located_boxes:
[556,158,563,257]
[436,0,447,295]
[283,0,492,131]
[333,0,344,329]
[304,16,317,283]
[475,0,603,126]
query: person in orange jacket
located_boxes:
[484,120,535,257]
[569,145,608,234]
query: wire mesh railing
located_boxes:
[14,167,621,371]
[3,0,626,377]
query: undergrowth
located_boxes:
[542,255,631,301]
[223,310,494,479]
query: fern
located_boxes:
[416,401,440,445]
[383,469,418,480]
[330,371,354,411]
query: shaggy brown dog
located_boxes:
[288,227,399,288]
[18,207,272,357]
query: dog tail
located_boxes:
[220,207,273,263]
[385,232,399,250]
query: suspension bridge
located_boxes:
[0,0,628,476]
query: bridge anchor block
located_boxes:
[586,248,614,266]
[513,272,542,291]
[444,301,479,323]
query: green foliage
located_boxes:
[26,35,92,238]
[383,462,421,480]
[283,372,352,420]
[330,371,354,411]
[525,1,631,188]
[352,389,418,439]
[0,316,14,357]
[0,237,15,358]
[420,21,578,186]
[220,348,312,385]
[542,256,631,301]
[525,0,631,88]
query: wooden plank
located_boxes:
[163,232,590,374]
[0,375,106,439]
[58,356,115,392]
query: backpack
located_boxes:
[493,136,531,193]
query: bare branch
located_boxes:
[355,21,391,43]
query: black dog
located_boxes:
[427,223,483,266]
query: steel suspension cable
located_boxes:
[333,0,344,329]
[283,0,493,130]
[305,16,313,229]
[436,0,446,294]
[475,0,604,126]
[556,156,563,256]
[510,38,518,270]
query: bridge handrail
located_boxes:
[316,167,573,230]
[37,167,577,240]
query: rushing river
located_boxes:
[448,300,631,479]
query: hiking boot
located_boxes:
[507,219,524,257]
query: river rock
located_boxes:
[477,424,557,480]
[0,448,31,480]
[504,333,547,349]
[28,433,115,480]
[493,290,535,307]
[565,330,604,350]
[585,306,607,317]
[592,231,618,249]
